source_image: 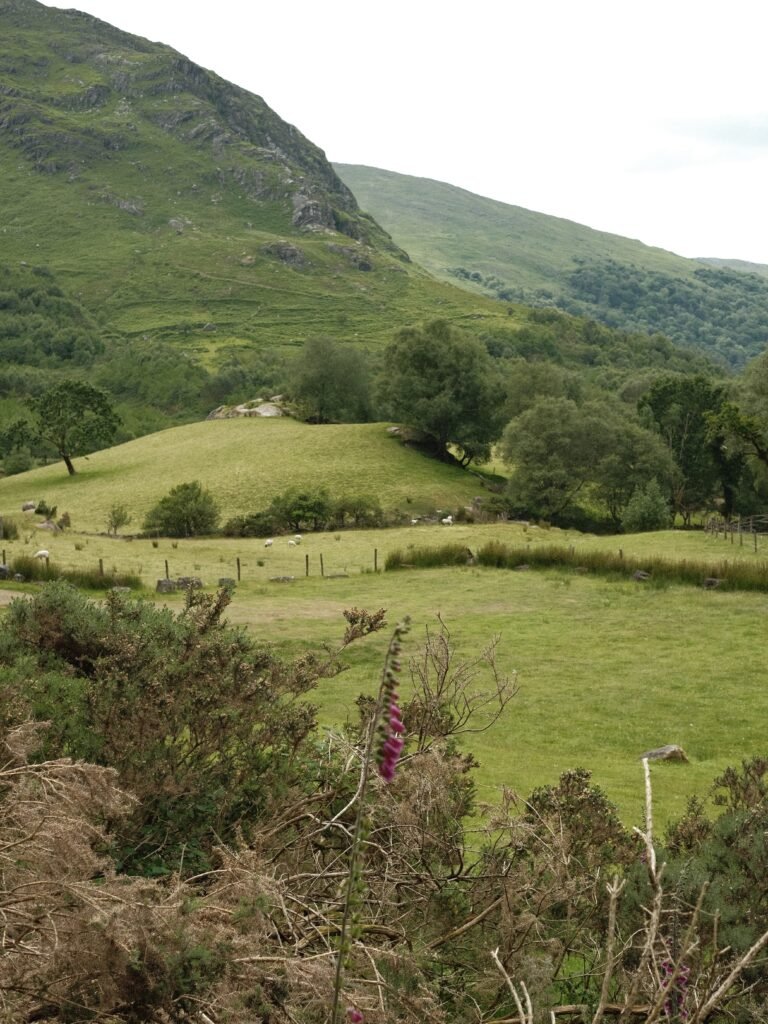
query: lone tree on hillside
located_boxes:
[4,380,120,476]
[378,320,506,464]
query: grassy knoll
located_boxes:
[0,520,765,833]
[0,418,491,531]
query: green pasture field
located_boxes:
[0,519,765,836]
[0,418,489,532]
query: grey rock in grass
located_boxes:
[176,576,203,590]
[156,579,178,593]
[633,570,651,581]
[703,577,723,589]
[218,578,237,588]
[640,744,689,763]
[270,575,295,583]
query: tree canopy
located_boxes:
[378,319,506,464]
[289,337,371,423]
[4,378,119,475]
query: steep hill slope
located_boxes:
[0,0,510,356]
[335,164,768,367]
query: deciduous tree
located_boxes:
[378,320,506,464]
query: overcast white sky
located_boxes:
[45,0,768,263]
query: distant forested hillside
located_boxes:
[336,164,768,367]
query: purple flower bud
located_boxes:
[347,1008,364,1023]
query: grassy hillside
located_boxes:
[0,417,492,531]
[336,164,768,366]
[0,0,514,359]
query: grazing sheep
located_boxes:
[441,516,453,525]
[288,540,296,547]
[34,549,49,559]
[293,535,302,544]
[264,539,273,547]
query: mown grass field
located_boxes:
[1,517,765,834]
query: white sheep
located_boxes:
[34,549,49,559]
[293,535,302,544]
[288,539,296,547]
[441,515,453,525]
[264,538,273,547]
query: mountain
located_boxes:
[335,164,768,367]
[0,0,721,447]
[0,0,511,356]
[697,257,768,279]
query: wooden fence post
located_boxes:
[99,558,104,577]
[305,553,309,577]
[374,548,378,572]
[165,559,169,580]
[320,553,324,577]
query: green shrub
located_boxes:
[622,479,672,533]
[266,485,333,532]
[222,510,277,538]
[143,481,219,538]
[333,493,383,528]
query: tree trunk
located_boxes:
[62,452,76,476]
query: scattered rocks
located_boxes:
[640,744,689,763]
[156,579,177,594]
[270,576,295,583]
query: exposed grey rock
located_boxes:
[261,241,306,266]
[0,566,9,580]
[21,501,36,511]
[270,575,295,583]
[703,577,722,589]
[326,242,373,270]
[156,579,178,593]
[176,576,203,590]
[640,744,688,763]
[633,570,651,581]
[218,577,236,588]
